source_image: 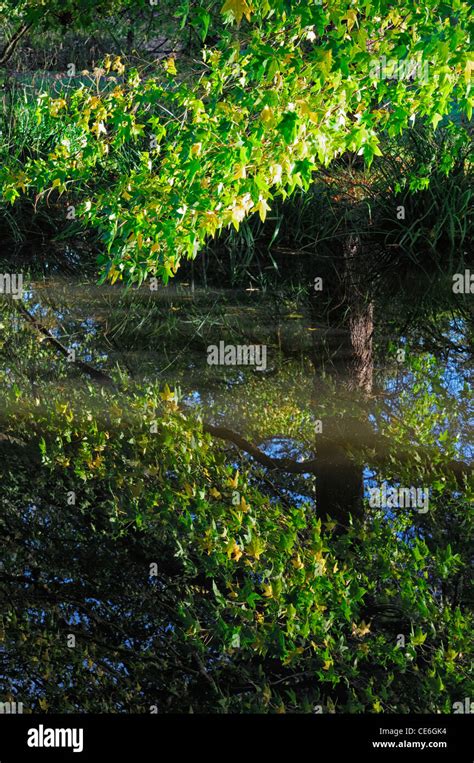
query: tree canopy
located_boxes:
[1,0,471,282]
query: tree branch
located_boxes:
[201,421,319,474]
[201,418,472,488]
[0,22,34,67]
[16,302,114,385]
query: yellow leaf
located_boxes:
[233,164,247,180]
[352,620,371,638]
[269,163,283,184]
[227,470,239,489]
[209,487,221,499]
[108,264,121,285]
[387,10,402,27]
[345,9,358,31]
[230,201,246,230]
[202,529,214,555]
[203,210,219,235]
[15,172,29,193]
[256,197,271,223]
[160,383,176,403]
[112,56,125,75]
[296,100,319,123]
[227,540,243,562]
[260,105,274,123]
[49,98,67,117]
[262,583,273,598]
[38,697,49,711]
[164,57,177,75]
[313,549,327,574]
[292,554,304,570]
[221,0,252,24]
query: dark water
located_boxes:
[1,266,471,509]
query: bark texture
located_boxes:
[312,234,374,523]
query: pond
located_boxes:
[1,253,472,511]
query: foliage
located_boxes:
[1,364,472,712]
[0,0,471,283]
[0,0,472,718]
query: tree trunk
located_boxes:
[312,234,374,523]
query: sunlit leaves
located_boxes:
[0,0,471,288]
[221,0,252,25]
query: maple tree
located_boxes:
[0,0,471,283]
